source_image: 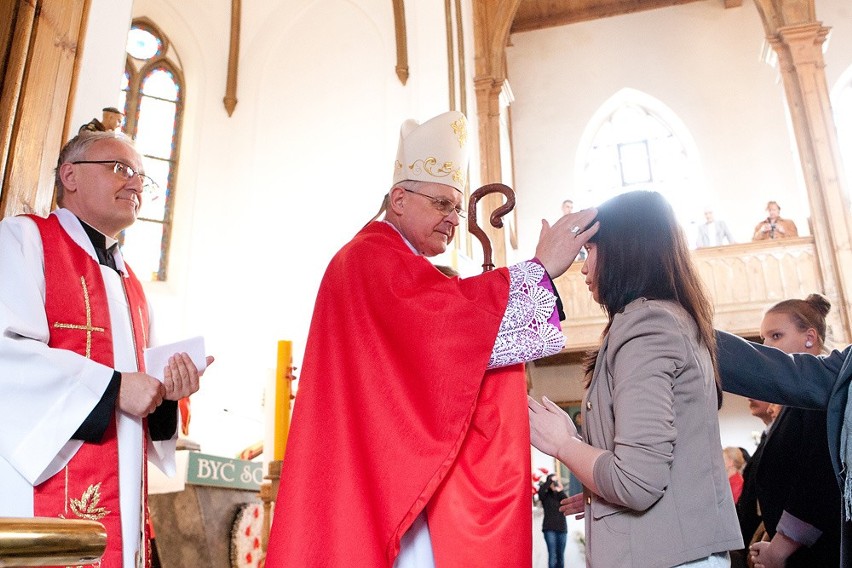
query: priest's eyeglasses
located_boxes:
[403,189,466,219]
[72,160,159,192]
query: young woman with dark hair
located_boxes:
[529,190,741,567]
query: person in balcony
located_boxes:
[529,190,741,567]
[696,208,736,247]
[752,200,798,240]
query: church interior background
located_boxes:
[2,0,851,565]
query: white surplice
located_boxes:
[0,208,176,568]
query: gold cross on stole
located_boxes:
[52,276,105,358]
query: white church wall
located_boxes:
[505,0,834,265]
[121,0,461,457]
[70,0,134,131]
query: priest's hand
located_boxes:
[162,353,213,400]
[119,372,165,417]
[535,208,598,278]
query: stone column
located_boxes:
[474,76,508,265]
[757,0,852,341]
[471,0,520,268]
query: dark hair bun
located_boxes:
[805,293,831,318]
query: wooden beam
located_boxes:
[510,0,702,33]
[392,0,409,85]
[223,0,240,116]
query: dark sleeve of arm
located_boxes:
[72,371,121,442]
[716,330,842,409]
[148,400,178,441]
[781,411,840,534]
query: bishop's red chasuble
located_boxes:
[28,214,150,568]
[266,221,531,567]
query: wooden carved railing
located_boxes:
[553,237,839,351]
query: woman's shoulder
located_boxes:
[617,298,690,327]
[608,299,693,353]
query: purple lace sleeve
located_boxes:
[488,261,565,369]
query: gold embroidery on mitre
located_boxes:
[69,482,110,520]
[53,276,105,359]
[407,158,465,187]
[451,117,467,147]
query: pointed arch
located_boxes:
[120,18,185,282]
[573,88,706,225]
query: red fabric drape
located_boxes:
[266,222,530,567]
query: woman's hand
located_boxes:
[559,493,585,519]
[528,396,578,457]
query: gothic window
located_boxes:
[577,90,702,228]
[119,20,183,281]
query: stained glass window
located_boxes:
[127,26,162,60]
[120,21,182,281]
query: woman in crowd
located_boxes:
[529,190,741,567]
[717,307,852,564]
[537,473,568,568]
[722,447,746,504]
[740,294,841,567]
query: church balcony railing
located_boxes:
[552,236,831,355]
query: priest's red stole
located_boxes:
[27,214,150,568]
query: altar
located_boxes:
[148,451,265,568]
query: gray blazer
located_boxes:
[716,330,852,563]
[696,220,735,248]
[582,299,742,567]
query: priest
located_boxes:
[265,111,597,567]
[0,131,209,568]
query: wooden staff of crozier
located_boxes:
[467,183,516,272]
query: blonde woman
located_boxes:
[744,294,841,568]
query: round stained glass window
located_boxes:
[127,27,162,60]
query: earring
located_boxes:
[805,340,814,348]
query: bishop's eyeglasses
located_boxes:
[403,188,466,219]
[72,160,159,192]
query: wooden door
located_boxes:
[0,0,89,219]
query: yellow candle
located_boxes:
[273,340,292,461]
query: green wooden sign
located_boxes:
[186,452,264,491]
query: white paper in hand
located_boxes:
[143,336,207,382]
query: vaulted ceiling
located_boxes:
[510,0,741,33]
